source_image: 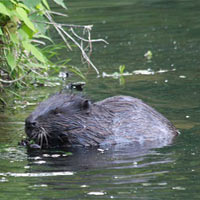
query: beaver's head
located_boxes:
[25,93,92,148]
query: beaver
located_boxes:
[25,93,178,148]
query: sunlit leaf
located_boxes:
[18,28,29,40]
[16,7,36,32]
[42,0,50,10]
[6,52,16,71]
[30,46,47,63]
[34,34,53,43]
[10,32,19,44]
[53,0,67,9]
[10,0,17,5]
[17,3,30,12]
[119,65,125,74]
[22,41,47,63]
[22,0,41,8]
[35,3,42,12]
[0,2,11,16]
[21,24,34,39]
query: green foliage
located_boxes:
[119,65,125,75]
[53,0,67,9]
[0,0,81,90]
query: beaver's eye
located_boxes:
[51,108,60,115]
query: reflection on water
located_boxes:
[0,144,176,199]
[1,0,200,199]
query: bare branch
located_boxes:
[45,12,72,50]
[70,27,109,44]
[42,10,109,75]
[48,11,68,17]
[58,25,100,74]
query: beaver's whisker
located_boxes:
[57,135,64,143]
[41,127,51,138]
[43,131,49,147]
[37,133,42,146]
[40,133,44,148]
[31,132,37,140]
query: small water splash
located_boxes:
[87,191,106,196]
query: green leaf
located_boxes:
[16,7,36,32]
[0,2,11,16]
[17,3,30,12]
[29,62,48,70]
[53,0,67,9]
[0,27,3,35]
[18,28,29,40]
[34,34,53,43]
[21,24,34,39]
[22,0,41,8]
[10,32,19,44]
[29,13,47,34]
[30,46,47,63]
[119,65,125,74]
[67,66,86,80]
[42,0,50,10]
[6,52,16,71]
[10,0,17,5]
[22,41,47,63]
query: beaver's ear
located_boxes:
[81,99,91,111]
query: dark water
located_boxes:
[1,0,200,199]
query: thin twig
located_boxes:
[48,11,68,17]
[45,12,72,50]
[0,70,31,83]
[22,64,45,77]
[70,27,109,44]
[58,25,99,74]
[34,20,93,28]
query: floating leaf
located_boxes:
[6,52,16,71]
[144,50,153,60]
[16,7,36,32]
[0,2,11,16]
[53,0,67,9]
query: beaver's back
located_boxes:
[96,96,177,146]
